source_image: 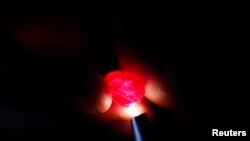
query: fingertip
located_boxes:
[89,71,112,113]
[95,92,112,113]
[75,70,113,115]
[145,78,176,109]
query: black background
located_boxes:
[0,0,248,140]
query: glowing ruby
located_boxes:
[104,70,145,107]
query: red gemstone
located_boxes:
[105,70,145,107]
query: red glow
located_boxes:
[105,70,146,107]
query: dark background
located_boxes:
[0,0,248,140]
